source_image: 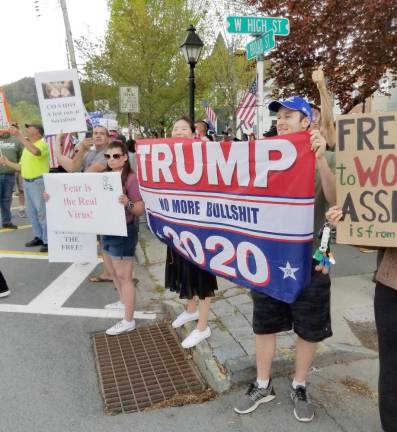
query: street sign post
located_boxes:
[246,30,275,61]
[119,86,139,113]
[226,16,289,36]
[227,15,289,138]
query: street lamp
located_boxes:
[180,25,204,123]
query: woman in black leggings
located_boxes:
[326,206,397,432]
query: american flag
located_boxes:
[45,133,77,169]
[202,101,217,131]
[236,80,257,128]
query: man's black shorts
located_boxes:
[252,263,332,343]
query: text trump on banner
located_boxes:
[336,112,397,247]
[136,132,315,303]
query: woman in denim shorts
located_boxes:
[101,141,145,336]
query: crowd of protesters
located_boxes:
[0,66,395,431]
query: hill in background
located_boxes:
[3,77,39,107]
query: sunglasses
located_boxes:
[104,153,124,160]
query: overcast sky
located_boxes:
[1,0,109,85]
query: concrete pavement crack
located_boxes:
[321,405,350,432]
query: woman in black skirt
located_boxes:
[0,270,10,298]
[165,117,218,349]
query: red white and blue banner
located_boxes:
[136,131,315,303]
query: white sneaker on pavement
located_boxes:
[181,327,211,349]
[172,310,199,328]
[18,208,27,218]
[105,301,125,311]
[106,319,136,336]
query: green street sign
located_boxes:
[246,30,276,60]
[227,16,289,36]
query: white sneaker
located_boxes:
[181,327,211,349]
[105,301,125,311]
[0,289,10,298]
[106,319,136,336]
[172,310,199,328]
[18,208,26,218]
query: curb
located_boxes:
[162,299,378,394]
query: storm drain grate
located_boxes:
[93,321,207,414]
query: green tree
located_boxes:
[78,0,200,135]
[197,33,255,134]
[9,101,41,124]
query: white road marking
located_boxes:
[0,304,156,320]
[29,262,97,308]
[0,255,156,320]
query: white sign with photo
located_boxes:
[48,230,98,263]
[35,69,87,135]
[119,86,139,113]
[44,172,127,236]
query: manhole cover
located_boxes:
[93,321,207,414]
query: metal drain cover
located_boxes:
[93,321,207,414]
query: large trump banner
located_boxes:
[136,131,315,303]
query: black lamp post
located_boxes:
[180,25,204,124]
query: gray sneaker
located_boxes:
[291,385,315,422]
[234,380,276,414]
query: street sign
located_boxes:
[119,86,139,113]
[226,16,289,36]
[246,30,276,60]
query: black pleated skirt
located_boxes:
[164,247,218,300]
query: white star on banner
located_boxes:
[278,261,300,280]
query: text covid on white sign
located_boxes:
[35,69,87,135]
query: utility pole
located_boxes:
[59,0,77,69]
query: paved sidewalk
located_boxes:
[139,224,378,393]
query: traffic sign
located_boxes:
[119,86,139,113]
[227,16,289,36]
[246,30,276,60]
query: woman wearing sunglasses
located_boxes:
[102,141,145,335]
[165,117,218,348]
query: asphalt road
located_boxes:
[0,202,380,432]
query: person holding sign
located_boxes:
[311,66,336,149]
[234,97,336,423]
[165,117,218,349]
[101,141,145,336]
[327,205,397,432]
[55,125,109,173]
[1,124,49,252]
[56,126,115,283]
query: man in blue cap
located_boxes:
[234,96,336,422]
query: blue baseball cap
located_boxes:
[268,96,313,124]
